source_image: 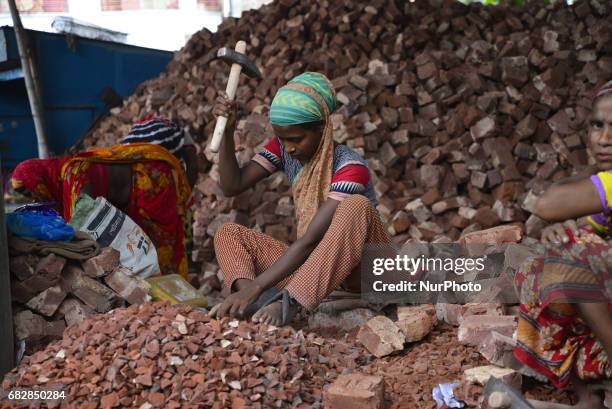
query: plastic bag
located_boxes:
[70,193,160,278]
[432,382,464,409]
[14,201,60,217]
[6,211,75,241]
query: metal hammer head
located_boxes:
[217,48,262,79]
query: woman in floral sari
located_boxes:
[11,117,194,278]
[514,80,612,408]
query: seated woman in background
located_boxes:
[10,116,195,278]
[514,80,612,409]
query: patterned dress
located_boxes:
[214,138,391,310]
[12,144,192,279]
[252,136,378,207]
[514,171,612,388]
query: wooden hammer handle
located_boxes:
[209,40,246,153]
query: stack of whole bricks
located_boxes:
[85,0,612,271]
[10,249,150,355]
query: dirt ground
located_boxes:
[306,321,574,409]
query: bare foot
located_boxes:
[252,301,283,326]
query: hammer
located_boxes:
[208,41,262,153]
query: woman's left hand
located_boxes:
[209,282,263,319]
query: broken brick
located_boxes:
[324,374,385,409]
[13,310,65,343]
[470,116,496,140]
[357,316,405,358]
[460,225,522,245]
[62,264,121,313]
[58,298,95,327]
[308,308,376,331]
[25,285,67,317]
[9,255,38,281]
[82,247,120,278]
[396,311,434,343]
[103,268,151,305]
[458,315,517,346]
[464,365,522,390]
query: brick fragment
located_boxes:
[357,316,405,358]
[101,392,120,409]
[419,165,443,188]
[14,310,65,343]
[470,116,496,140]
[396,311,434,343]
[82,247,120,278]
[390,211,411,234]
[525,214,547,237]
[458,315,517,346]
[396,304,437,323]
[417,61,437,80]
[9,255,38,281]
[308,308,376,331]
[460,225,522,245]
[478,331,516,367]
[58,298,95,327]
[515,114,538,139]
[104,268,151,305]
[324,374,384,409]
[458,303,505,324]
[464,365,522,390]
[501,56,529,87]
[379,142,398,166]
[471,207,501,229]
[436,303,462,326]
[36,254,67,278]
[11,255,67,303]
[62,264,121,313]
[26,285,67,317]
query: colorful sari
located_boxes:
[11,143,192,278]
[513,171,612,388]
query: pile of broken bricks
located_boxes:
[312,224,560,408]
[2,302,372,409]
[83,0,611,281]
[2,300,535,409]
[3,201,571,409]
[322,304,533,409]
[10,248,150,356]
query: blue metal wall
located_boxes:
[0,27,173,168]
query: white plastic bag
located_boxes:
[70,194,159,278]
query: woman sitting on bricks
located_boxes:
[10,116,197,279]
[210,72,390,326]
[514,80,612,408]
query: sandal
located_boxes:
[256,289,300,326]
[241,287,280,318]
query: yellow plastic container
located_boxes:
[146,274,207,307]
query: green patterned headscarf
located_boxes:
[269,72,337,126]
